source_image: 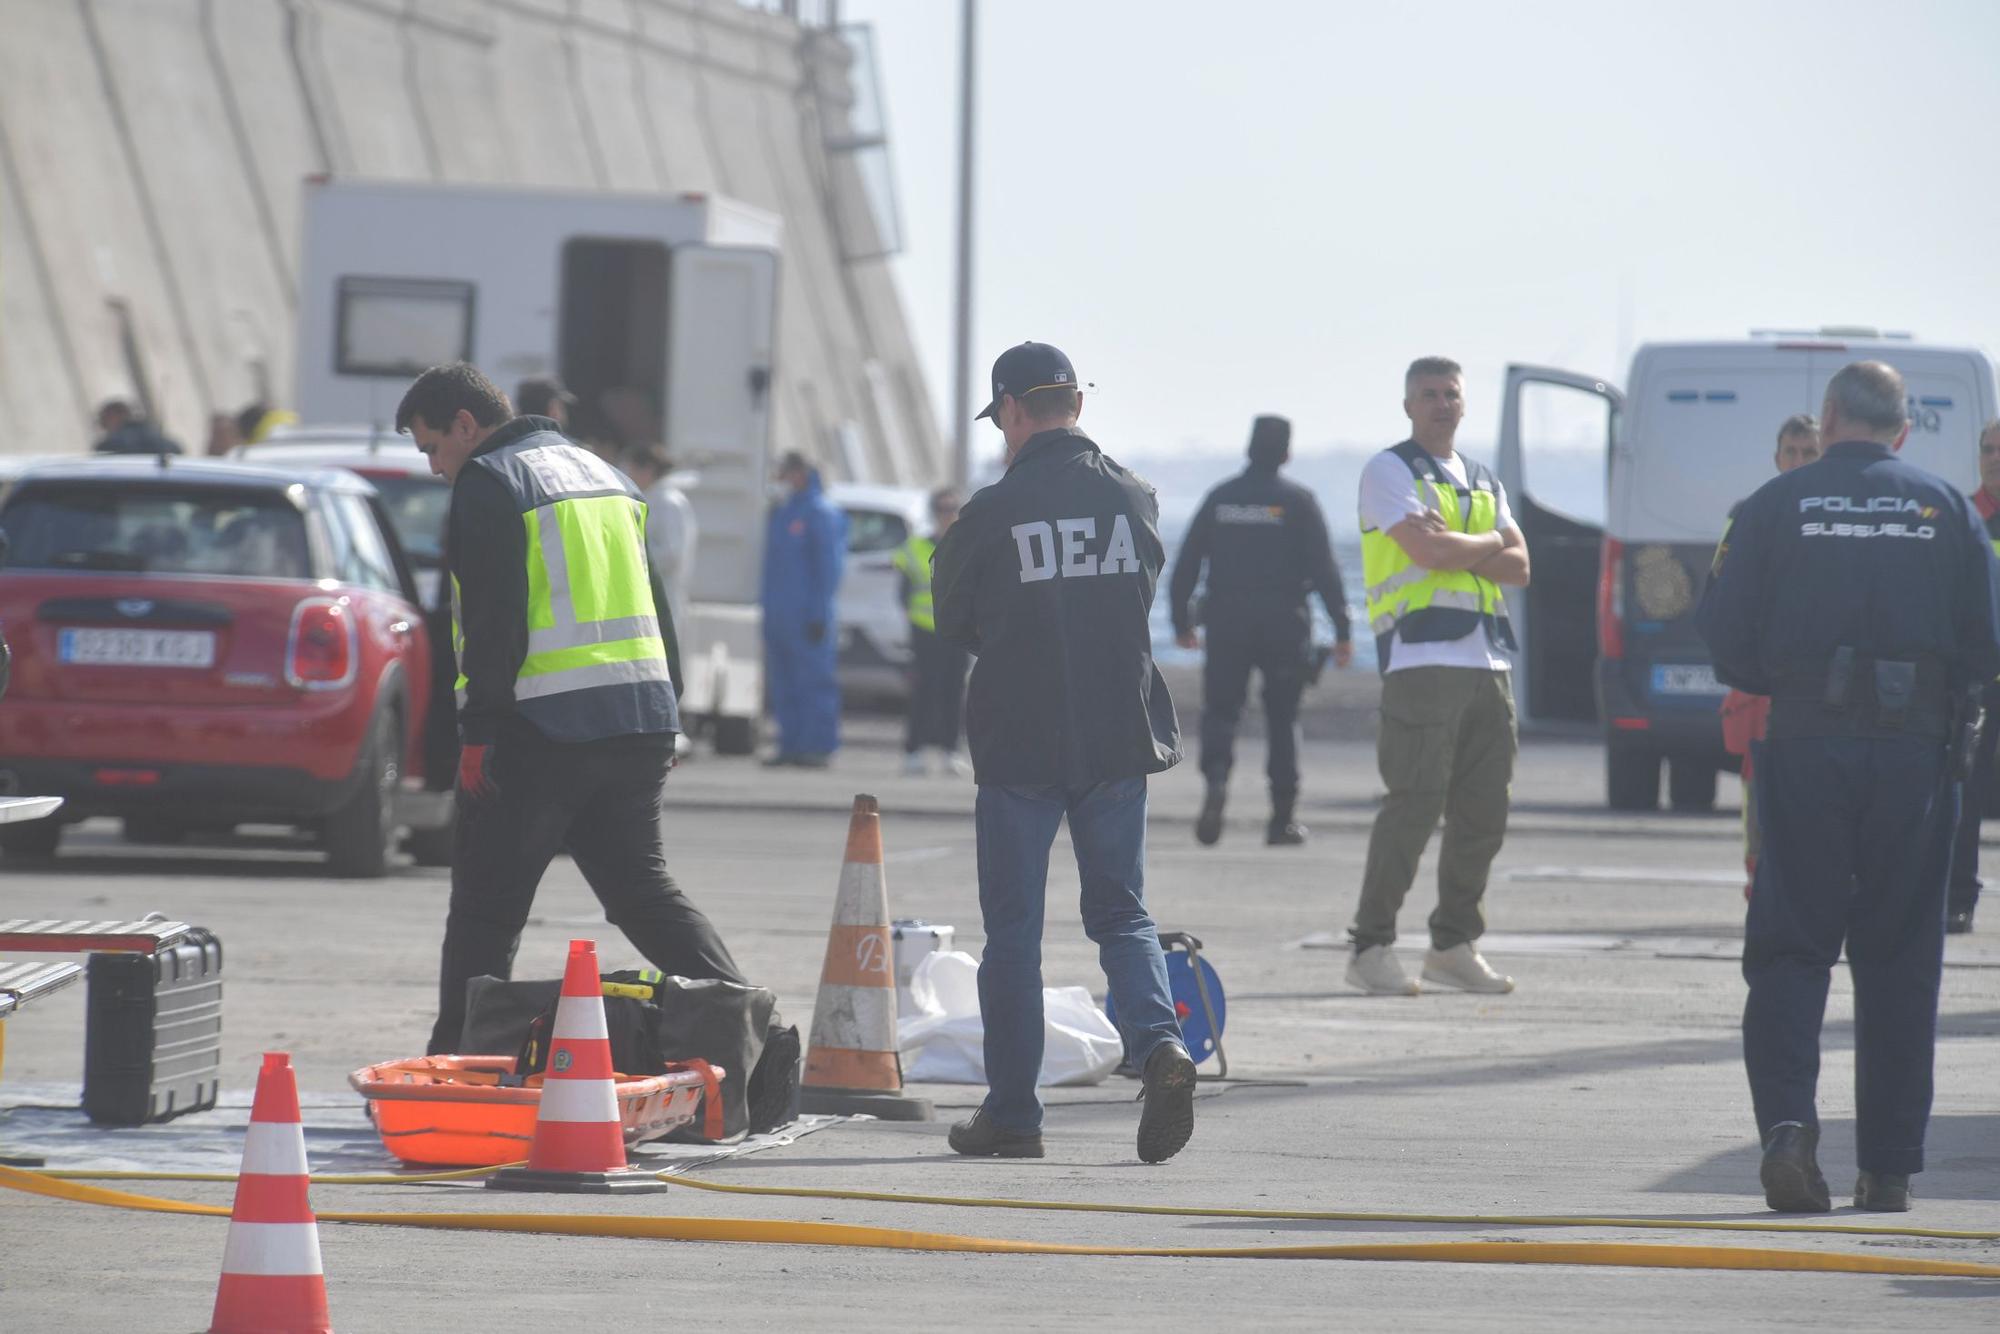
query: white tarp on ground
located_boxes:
[895,951,1123,1087]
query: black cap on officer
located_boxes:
[974,342,1077,420]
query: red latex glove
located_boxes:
[457,743,496,800]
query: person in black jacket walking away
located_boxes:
[1170,415,1353,846]
[933,341,1196,1164]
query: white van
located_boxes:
[1496,330,1999,810]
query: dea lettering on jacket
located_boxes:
[1011,515,1144,583]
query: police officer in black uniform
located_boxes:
[1698,361,2000,1214]
[1169,415,1352,846]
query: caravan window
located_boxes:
[336,277,475,377]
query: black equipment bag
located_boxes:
[461,972,799,1141]
[83,927,223,1125]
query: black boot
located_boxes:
[1195,784,1226,846]
[1759,1122,1831,1213]
[948,1108,1044,1158]
[1266,793,1305,845]
[1854,1170,1913,1211]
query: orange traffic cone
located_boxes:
[487,939,667,1194]
[210,1052,331,1334]
[800,795,932,1120]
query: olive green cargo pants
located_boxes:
[1351,667,1517,950]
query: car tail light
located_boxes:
[1597,537,1625,661]
[288,598,357,689]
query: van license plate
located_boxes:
[1651,664,1723,696]
[58,628,216,668]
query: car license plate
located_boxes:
[1651,663,1723,696]
[58,627,216,668]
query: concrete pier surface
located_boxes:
[3,705,1997,1330]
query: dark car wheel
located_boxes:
[0,820,62,862]
[713,715,757,756]
[1668,756,1719,812]
[325,713,400,879]
[1606,742,1660,812]
[122,817,187,846]
[405,818,454,868]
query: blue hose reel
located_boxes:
[1104,931,1227,1074]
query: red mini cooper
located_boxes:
[0,458,449,876]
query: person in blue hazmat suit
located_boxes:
[761,450,848,766]
[1697,360,2000,1215]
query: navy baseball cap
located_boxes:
[974,342,1078,421]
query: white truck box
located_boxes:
[296,178,781,751]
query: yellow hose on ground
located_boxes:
[27,1160,2000,1248]
[651,1173,2000,1244]
[3,1163,1996,1279]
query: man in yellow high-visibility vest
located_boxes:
[1349,356,1530,998]
[398,362,746,1055]
[894,488,971,777]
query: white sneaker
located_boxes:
[901,752,928,777]
[1345,944,1420,996]
[943,749,975,779]
[1422,943,1515,994]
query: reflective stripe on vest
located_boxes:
[1360,444,1514,660]
[893,535,938,633]
[453,438,675,738]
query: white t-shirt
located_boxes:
[642,479,699,638]
[1356,446,1517,674]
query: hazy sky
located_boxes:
[838,0,2000,461]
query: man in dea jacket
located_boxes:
[932,341,1196,1165]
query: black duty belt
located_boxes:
[1768,650,1950,740]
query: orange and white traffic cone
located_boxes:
[210,1052,331,1334]
[800,795,932,1120]
[487,938,667,1194]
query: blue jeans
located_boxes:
[974,777,1182,1132]
[1745,735,1954,1174]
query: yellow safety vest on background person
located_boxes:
[893,534,938,633]
[453,433,676,740]
[1360,440,1515,671]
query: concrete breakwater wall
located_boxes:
[0,0,941,483]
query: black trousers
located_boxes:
[904,625,968,753]
[1745,735,1953,1173]
[1198,608,1310,806]
[428,733,745,1054]
[1946,681,1998,915]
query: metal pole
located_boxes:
[949,0,977,487]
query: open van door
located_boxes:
[665,245,779,753]
[1494,364,1624,731]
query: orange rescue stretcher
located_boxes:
[348,1055,722,1167]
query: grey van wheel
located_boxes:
[1607,743,1659,811]
[1668,756,1719,812]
